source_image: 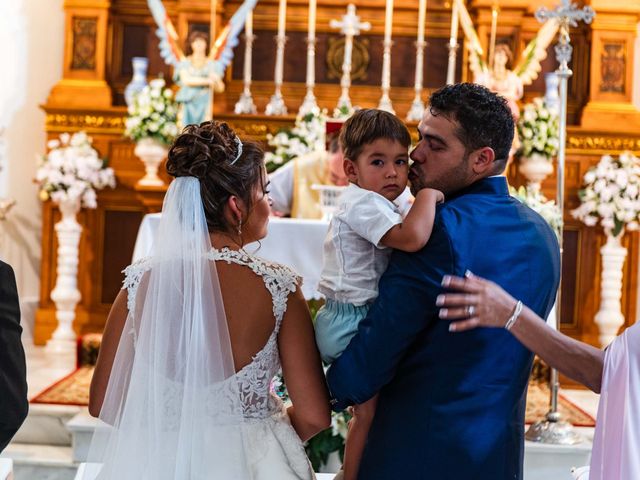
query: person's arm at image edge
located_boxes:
[440,274,604,393]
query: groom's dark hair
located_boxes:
[429,83,514,170]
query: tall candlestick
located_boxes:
[266,0,288,115]
[446,0,459,85]
[378,0,395,113]
[331,4,371,115]
[299,0,319,115]
[524,0,595,446]
[234,10,257,114]
[407,0,428,121]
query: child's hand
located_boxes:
[417,188,444,204]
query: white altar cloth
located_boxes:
[133,214,329,300]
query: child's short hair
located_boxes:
[340,109,411,162]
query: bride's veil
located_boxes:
[84,177,250,479]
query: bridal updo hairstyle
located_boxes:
[166,121,266,233]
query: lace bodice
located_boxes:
[122,247,301,420]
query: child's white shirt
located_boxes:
[318,183,403,306]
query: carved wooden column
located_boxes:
[47,0,112,109]
[581,0,640,132]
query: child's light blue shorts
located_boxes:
[314,299,370,365]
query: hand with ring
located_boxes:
[436,271,519,332]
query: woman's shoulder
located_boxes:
[122,257,153,285]
[209,248,302,289]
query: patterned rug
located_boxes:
[30,366,94,406]
[525,381,595,426]
[30,367,595,427]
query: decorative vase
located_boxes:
[594,234,627,347]
[544,72,560,113]
[124,57,149,106]
[134,138,168,187]
[518,153,554,192]
[47,197,82,353]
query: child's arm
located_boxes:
[380,188,443,252]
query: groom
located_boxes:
[326,83,560,479]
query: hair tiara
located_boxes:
[230,135,243,165]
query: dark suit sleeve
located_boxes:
[326,221,453,409]
[0,261,28,452]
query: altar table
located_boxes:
[133,214,329,300]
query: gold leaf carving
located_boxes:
[567,134,640,153]
[72,17,98,70]
[600,42,626,94]
[46,113,126,132]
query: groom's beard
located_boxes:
[409,152,472,197]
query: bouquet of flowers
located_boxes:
[36,131,116,208]
[124,78,179,146]
[510,186,562,237]
[571,151,640,238]
[272,371,351,471]
[264,110,327,173]
[517,97,560,159]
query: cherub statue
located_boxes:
[454,0,559,121]
[147,0,257,126]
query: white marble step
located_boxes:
[65,411,99,463]
[0,459,13,480]
[525,434,592,480]
[13,404,81,446]
[0,443,76,480]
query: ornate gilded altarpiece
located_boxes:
[38,0,640,368]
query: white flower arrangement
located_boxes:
[264,109,327,173]
[36,131,116,209]
[517,97,560,160]
[125,78,179,146]
[571,151,640,238]
[510,186,562,237]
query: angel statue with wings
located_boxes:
[147,0,257,126]
[454,0,559,121]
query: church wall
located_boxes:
[0,0,65,340]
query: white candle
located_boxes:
[384,0,394,42]
[243,11,253,85]
[277,0,287,37]
[449,0,459,47]
[418,0,427,44]
[246,9,253,37]
[308,0,317,40]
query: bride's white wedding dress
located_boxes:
[122,247,316,480]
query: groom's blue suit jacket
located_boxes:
[326,177,560,480]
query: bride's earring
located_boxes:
[237,218,242,236]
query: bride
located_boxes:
[86,121,331,479]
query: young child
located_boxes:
[315,108,443,480]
